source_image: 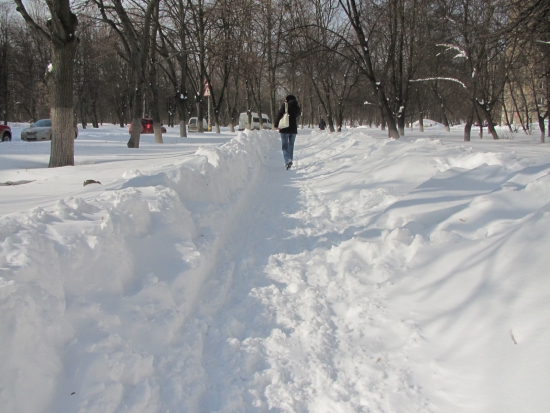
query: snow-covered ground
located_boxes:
[1,122,549,413]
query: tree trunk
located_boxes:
[464,105,474,141]
[49,54,76,166]
[442,110,450,132]
[478,102,499,139]
[398,112,406,136]
[152,117,163,143]
[381,100,399,138]
[175,91,188,137]
[91,99,99,128]
[475,108,483,139]
[376,86,399,138]
[508,79,528,134]
[539,115,546,143]
[128,76,143,148]
[48,26,78,167]
[266,1,278,131]
[224,91,237,133]
[502,99,513,132]
[15,0,79,167]
[78,98,87,130]
[148,3,163,144]
[464,120,472,142]
[487,121,499,140]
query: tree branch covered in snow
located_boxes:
[436,43,468,59]
[409,77,467,89]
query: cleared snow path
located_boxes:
[176,133,436,412]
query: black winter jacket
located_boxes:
[275,98,301,134]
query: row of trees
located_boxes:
[0,0,548,166]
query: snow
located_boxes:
[1,122,549,413]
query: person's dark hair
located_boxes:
[285,95,296,102]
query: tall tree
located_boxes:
[148,0,163,143]
[0,5,13,124]
[187,0,210,133]
[93,0,158,148]
[161,0,192,137]
[14,0,79,167]
[433,0,509,140]
[507,0,550,142]
[337,0,400,138]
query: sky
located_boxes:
[1,121,549,413]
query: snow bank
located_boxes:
[286,131,550,412]
[0,131,276,413]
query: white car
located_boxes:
[238,112,271,131]
[21,119,78,141]
[187,117,208,131]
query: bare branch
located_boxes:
[13,0,50,42]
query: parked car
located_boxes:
[238,112,272,131]
[0,124,11,142]
[129,118,167,134]
[187,117,208,131]
[20,119,78,141]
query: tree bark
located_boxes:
[477,101,499,139]
[149,2,163,144]
[464,105,474,142]
[128,72,144,148]
[15,0,79,167]
[49,37,78,166]
[538,114,546,143]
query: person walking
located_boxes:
[319,118,326,130]
[275,95,301,170]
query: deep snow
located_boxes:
[0,122,549,413]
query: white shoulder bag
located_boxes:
[279,102,290,129]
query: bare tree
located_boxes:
[14,0,79,167]
[148,0,163,143]
[337,0,400,138]
[204,0,241,134]
[186,0,211,133]
[507,0,550,142]
[0,5,13,124]
[92,0,158,148]
[160,0,192,137]
[431,0,510,140]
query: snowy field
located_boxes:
[1,122,549,413]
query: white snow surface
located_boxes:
[1,123,549,413]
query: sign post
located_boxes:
[204,79,212,132]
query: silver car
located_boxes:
[21,119,78,141]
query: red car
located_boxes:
[129,118,166,134]
[1,124,11,142]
